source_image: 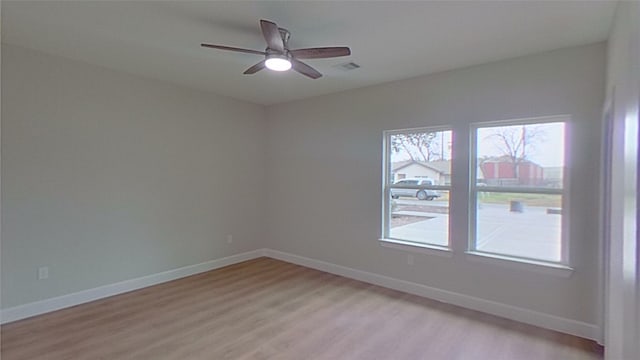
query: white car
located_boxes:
[390,178,440,200]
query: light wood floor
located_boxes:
[1,257,602,360]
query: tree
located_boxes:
[485,124,545,181]
[390,132,441,162]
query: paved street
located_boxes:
[391,201,561,262]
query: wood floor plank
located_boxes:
[1,257,603,360]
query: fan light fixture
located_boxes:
[265,55,291,71]
[201,19,351,79]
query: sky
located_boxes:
[477,122,565,167]
[390,130,452,163]
[390,122,565,168]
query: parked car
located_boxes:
[391,178,440,200]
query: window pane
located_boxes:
[389,130,452,186]
[389,190,449,247]
[476,122,564,189]
[475,192,562,262]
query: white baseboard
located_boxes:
[0,249,264,324]
[1,248,600,343]
[263,249,600,342]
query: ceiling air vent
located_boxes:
[335,62,361,71]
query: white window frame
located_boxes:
[468,115,571,266]
[380,126,452,254]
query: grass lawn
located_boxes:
[477,192,561,207]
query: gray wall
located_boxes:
[1,45,266,308]
[265,43,605,324]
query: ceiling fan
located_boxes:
[201,19,351,79]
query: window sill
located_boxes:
[465,251,574,277]
[379,239,453,258]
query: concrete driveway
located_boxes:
[390,202,561,262]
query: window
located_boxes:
[382,127,452,249]
[470,118,567,264]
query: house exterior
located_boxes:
[392,160,451,185]
[479,156,544,186]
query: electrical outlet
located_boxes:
[407,254,414,266]
[38,266,49,280]
[226,235,233,244]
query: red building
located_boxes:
[479,156,544,186]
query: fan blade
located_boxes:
[291,59,322,79]
[201,44,266,56]
[290,47,351,59]
[260,20,285,53]
[244,60,266,75]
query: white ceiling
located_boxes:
[2,1,617,105]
